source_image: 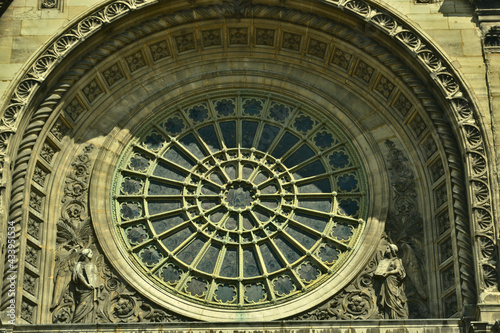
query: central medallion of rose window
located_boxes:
[112,91,368,308]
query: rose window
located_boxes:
[112,91,368,308]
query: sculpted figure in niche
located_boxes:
[375,244,409,319]
[72,248,99,323]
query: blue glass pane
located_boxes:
[197,244,221,273]
[283,144,315,168]
[314,132,336,149]
[269,103,290,122]
[259,242,283,273]
[198,125,221,152]
[297,199,332,213]
[121,177,144,195]
[188,105,209,123]
[140,247,162,266]
[329,150,351,169]
[161,265,182,284]
[128,153,150,172]
[162,116,184,135]
[245,284,266,303]
[163,147,195,169]
[178,237,205,265]
[338,198,359,217]
[318,243,340,264]
[297,178,331,193]
[143,130,165,151]
[162,226,193,250]
[153,163,187,181]
[179,133,206,159]
[215,284,236,303]
[294,115,314,133]
[243,98,263,115]
[293,160,325,180]
[148,200,181,215]
[151,214,185,234]
[286,225,317,250]
[220,247,238,278]
[126,225,148,244]
[273,275,295,296]
[294,212,329,232]
[148,181,182,195]
[215,99,236,116]
[242,121,259,148]
[274,236,301,264]
[337,174,358,192]
[120,201,142,220]
[243,247,261,277]
[332,223,353,241]
[186,278,207,297]
[272,132,299,159]
[257,124,280,152]
[219,121,237,148]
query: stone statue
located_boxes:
[72,249,99,323]
[375,244,409,319]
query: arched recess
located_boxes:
[0,0,496,325]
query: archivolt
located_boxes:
[0,0,494,319]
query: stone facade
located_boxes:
[0,0,499,332]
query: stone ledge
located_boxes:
[2,319,464,333]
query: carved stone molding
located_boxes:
[0,0,494,321]
[50,145,186,324]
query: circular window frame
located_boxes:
[91,88,389,321]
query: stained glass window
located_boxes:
[112,91,368,308]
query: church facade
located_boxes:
[0,0,499,332]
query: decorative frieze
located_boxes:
[25,242,40,267]
[23,273,37,296]
[149,40,170,61]
[125,52,146,73]
[282,32,301,51]
[32,164,48,187]
[201,29,222,47]
[256,28,274,46]
[409,114,426,137]
[102,63,124,87]
[50,119,69,141]
[82,80,103,104]
[354,61,374,83]
[27,216,42,240]
[175,33,195,52]
[307,39,328,59]
[21,299,35,323]
[331,48,352,70]
[65,97,86,121]
[393,93,412,116]
[40,141,56,164]
[375,76,395,99]
[229,28,248,45]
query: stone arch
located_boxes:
[0,0,495,324]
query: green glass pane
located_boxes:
[243,247,261,277]
[259,242,283,273]
[293,160,325,180]
[148,181,182,196]
[198,125,221,152]
[161,226,193,250]
[197,244,221,274]
[274,236,301,264]
[257,124,280,152]
[179,133,206,159]
[272,132,299,159]
[283,144,315,168]
[294,211,328,232]
[153,163,187,181]
[220,247,238,278]
[178,237,205,265]
[220,121,237,148]
[241,121,259,148]
[148,200,181,216]
[286,225,317,250]
[151,214,185,234]
[163,146,196,169]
